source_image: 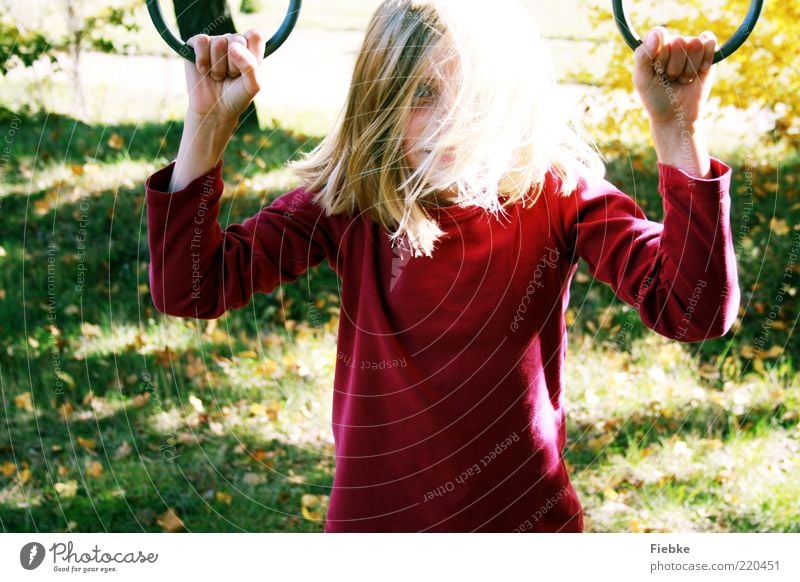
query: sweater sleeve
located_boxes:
[145,160,333,320]
[560,158,741,343]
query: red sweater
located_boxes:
[145,158,739,532]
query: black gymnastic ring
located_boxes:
[146,0,302,62]
[612,0,764,64]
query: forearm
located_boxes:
[649,119,712,179]
[168,111,239,192]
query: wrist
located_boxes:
[649,119,712,179]
[184,109,239,132]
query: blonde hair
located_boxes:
[290,0,605,257]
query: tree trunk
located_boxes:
[172,0,259,129]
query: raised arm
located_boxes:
[145,28,335,319]
[559,26,740,342]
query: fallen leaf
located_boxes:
[56,371,76,390]
[301,494,329,522]
[131,393,151,407]
[55,480,79,498]
[86,461,104,478]
[215,491,233,505]
[57,464,70,477]
[152,347,175,367]
[107,133,125,150]
[249,403,268,417]
[58,402,74,420]
[18,468,31,484]
[14,392,33,411]
[1,461,16,477]
[157,508,185,532]
[77,437,96,451]
[188,395,204,414]
[80,323,103,338]
[243,472,267,486]
[114,441,132,460]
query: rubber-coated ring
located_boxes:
[612,0,763,64]
[146,0,302,62]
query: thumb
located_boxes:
[230,42,262,96]
[634,27,669,79]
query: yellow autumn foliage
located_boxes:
[584,0,798,149]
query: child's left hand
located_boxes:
[633,27,717,128]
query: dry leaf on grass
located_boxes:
[157,509,185,532]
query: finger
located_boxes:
[227,33,247,78]
[230,41,262,97]
[665,36,688,81]
[244,28,268,65]
[679,37,705,84]
[641,27,670,78]
[187,34,211,76]
[633,28,657,76]
[699,30,717,74]
[209,35,229,82]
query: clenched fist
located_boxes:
[633,26,718,127]
[183,29,268,124]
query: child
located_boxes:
[145,0,740,532]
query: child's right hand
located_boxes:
[184,29,267,124]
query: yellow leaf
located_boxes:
[765,345,784,359]
[56,371,76,389]
[256,358,279,377]
[58,402,74,420]
[249,403,268,416]
[770,218,790,236]
[55,480,79,498]
[629,518,646,533]
[57,464,70,477]
[1,461,16,477]
[300,494,329,522]
[18,468,31,484]
[157,508,185,532]
[209,329,230,344]
[215,491,233,505]
[80,322,103,338]
[107,133,125,150]
[86,461,104,478]
[77,437,96,451]
[15,392,33,411]
[603,488,619,501]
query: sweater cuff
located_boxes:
[657,157,732,200]
[145,159,225,207]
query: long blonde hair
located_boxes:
[290,0,604,257]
